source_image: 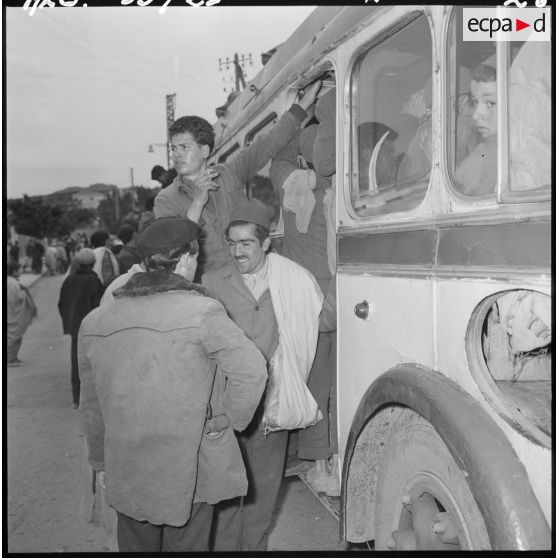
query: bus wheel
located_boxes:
[374,409,490,550]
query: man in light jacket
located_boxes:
[78,216,267,552]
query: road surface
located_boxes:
[7,274,348,552]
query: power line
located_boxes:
[9,10,222,87]
[7,70,173,87]
[35,10,164,97]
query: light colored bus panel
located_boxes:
[337,272,435,459]
[436,278,552,524]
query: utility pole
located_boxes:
[218,53,252,93]
[130,167,136,212]
[166,93,176,169]
[113,185,120,222]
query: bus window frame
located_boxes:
[244,113,278,147]
[445,7,551,205]
[347,9,434,222]
[217,142,240,163]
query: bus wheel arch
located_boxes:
[341,365,550,550]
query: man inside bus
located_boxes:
[153,81,322,280]
[203,199,324,551]
[270,86,340,496]
[508,41,551,191]
[397,76,432,184]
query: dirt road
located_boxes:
[7,274,108,552]
[7,274,344,552]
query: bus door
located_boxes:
[335,8,436,461]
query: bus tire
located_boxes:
[374,408,490,550]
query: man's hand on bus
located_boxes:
[297,80,322,112]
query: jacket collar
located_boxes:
[113,271,212,299]
[221,263,271,304]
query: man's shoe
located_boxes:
[7,361,21,367]
[305,468,331,493]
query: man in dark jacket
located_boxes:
[9,241,20,264]
[78,216,267,552]
[58,248,104,408]
[31,240,44,274]
[115,224,141,274]
[271,87,340,495]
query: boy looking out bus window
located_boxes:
[454,63,498,196]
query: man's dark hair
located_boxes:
[144,240,199,273]
[169,116,215,154]
[225,221,270,245]
[117,224,136,244]
[151,165,166,181]
[471,63,496,84]
[90,231,109,248]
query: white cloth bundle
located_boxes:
[282,169,316,233]
[262,253,324,432]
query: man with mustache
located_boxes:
[203,199,324,551]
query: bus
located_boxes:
[209,5,552,551]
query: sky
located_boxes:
[5,4,316,199]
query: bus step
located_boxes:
[297,472,341,521]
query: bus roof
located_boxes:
[213,5,387,152]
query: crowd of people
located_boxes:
[7,32,551,552]
[7,234,90,276]
[8,79,339,552]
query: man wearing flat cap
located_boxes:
[78,216,267,552]
[203,199,324,551]
[153,81,322,280]
[58,248,105,408]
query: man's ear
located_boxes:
[262,237,272,252]
[201,144,211,159]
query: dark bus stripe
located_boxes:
[338,222,551,268]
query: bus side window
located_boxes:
[351,13,432,218]
[448,10,551,199]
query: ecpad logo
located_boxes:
[463,7,551,41]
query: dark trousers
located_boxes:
[117,502,213,552]
[31,255,42,274]
[298,331,338,459]
[211,426,289,551]
[71,335,80,406]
